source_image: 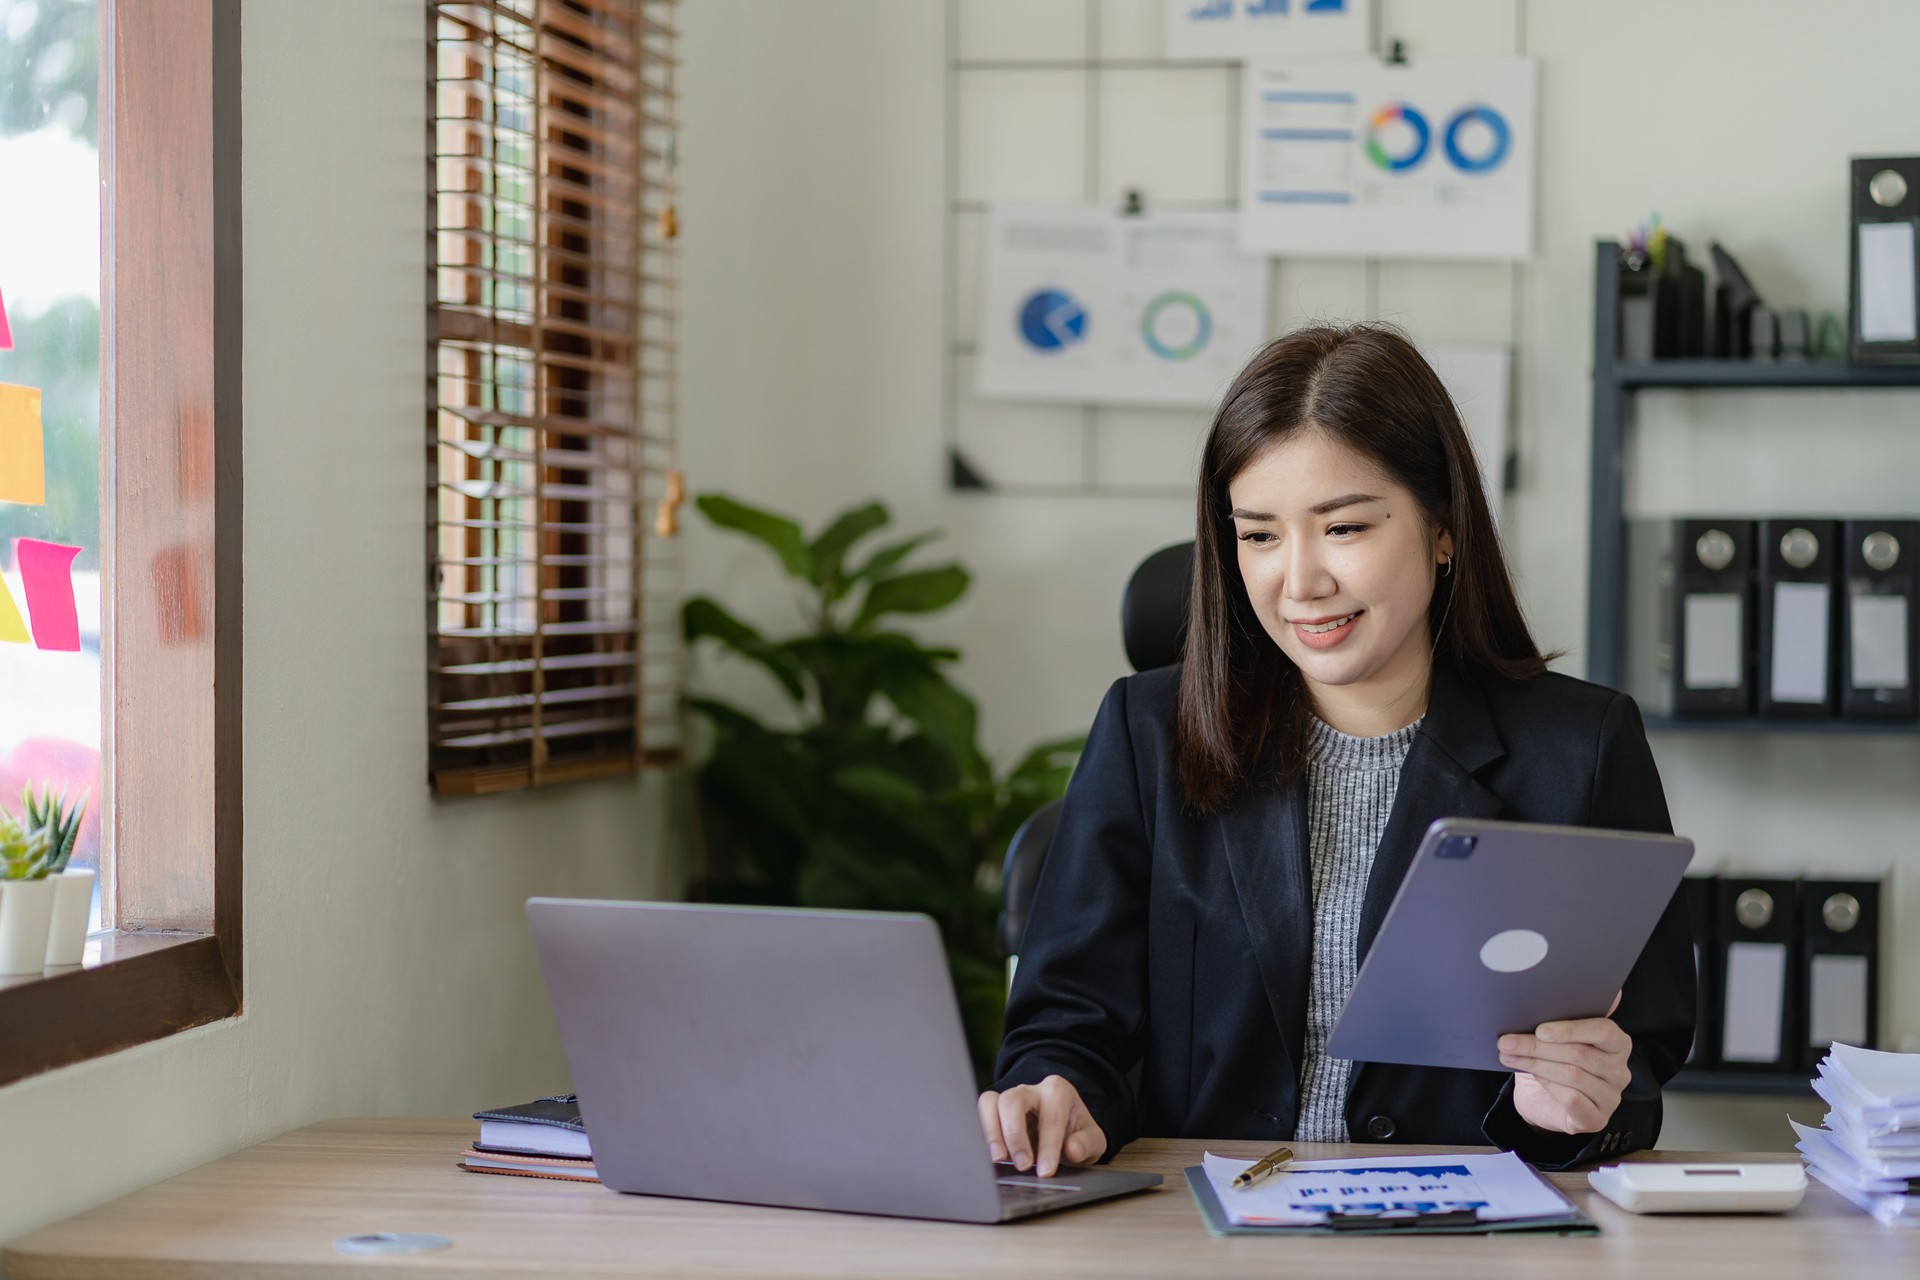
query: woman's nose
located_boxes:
[1282,542,1331,599]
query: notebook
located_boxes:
[471,1094,592,1160]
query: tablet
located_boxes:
[1326,818,1693,1073]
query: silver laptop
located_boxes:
[526,899,1162,1223]
[1327,817,1694,1073]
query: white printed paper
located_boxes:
[1858,221,1919,343]
[1200,1150,1571,1227]
[1165,0,1372,63]
[1422,344,1509,529]
[1810,955,1871,1050]
[1770,581,1832,704]
[1240,57,1536,260]
[975,205,1270,409]
[1683,593,1744,690]
[1850,594,1910,690]
[1721,940,1788,1064]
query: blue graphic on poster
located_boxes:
[1140,292,1213,361]
[1443,104,1511,174]
[1017,289,1089,352]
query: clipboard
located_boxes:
[1183,1167,1598,1238]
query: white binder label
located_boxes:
[1858,221,1919,343]
[1850,594,1911,690]
[1809,954,1870,1049]
[1721,940,1787,1064]
[1770,582,1831,703]
[1683,593,1743,689]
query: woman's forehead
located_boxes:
[1228,430,1402,512]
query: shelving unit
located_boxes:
[1587,241,1920,1096]
[1667,1070,1813,1098]
[1585,240,1920,694]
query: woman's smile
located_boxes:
[1291,610,1363,647]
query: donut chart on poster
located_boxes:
[1140,292,1213,362]
[1364,102,1430,172]
[1444,104,1512,174]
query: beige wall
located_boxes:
[679,0,1920,1153]
[0,0,675,1244]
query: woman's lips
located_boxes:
[1291,610,1361,650]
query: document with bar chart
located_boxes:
[1239,57,1537,260]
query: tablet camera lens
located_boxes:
[1436,835,1477,859]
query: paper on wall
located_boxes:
[1164,0,1371,64]
[1240,57,1537,260]
[975,205,1270,410]
[1422,343,1509,529]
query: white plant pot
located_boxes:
[0,877,58,976]
[44,868,96,967]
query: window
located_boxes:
[0,0,103,927]
[427,0,683,795]
[0,0,241,1088]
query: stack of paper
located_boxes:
[1795,1043,1920,1227]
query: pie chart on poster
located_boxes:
[1018,288,1089,352]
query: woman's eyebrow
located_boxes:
[1308,492,1382,515]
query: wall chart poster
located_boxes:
[975,206,1270,410]
[1164,0,1371,63]
[1240,57,1537,261]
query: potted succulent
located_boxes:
[0,806,57,976]
[27,786,91,967]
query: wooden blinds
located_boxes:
[428,0,683,795]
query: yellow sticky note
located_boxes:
[0,574,28,645]
[0,383,46,506]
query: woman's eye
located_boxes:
[1237,530,1276,545]
[1328,523,1367,537]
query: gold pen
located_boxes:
[1231,1145,1294,1190]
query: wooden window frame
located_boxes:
[0,0,243,1088]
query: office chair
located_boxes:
[997,541,1194,982]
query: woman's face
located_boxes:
[1227,428,1453,705]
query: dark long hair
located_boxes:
[1174,323,1550,813]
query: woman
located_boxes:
[980,324,1694,1178]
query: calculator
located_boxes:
[1587,1162,1808,1214]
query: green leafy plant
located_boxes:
[0,810,54,882]
[684,494,1081,1080]
[22,785,88,875]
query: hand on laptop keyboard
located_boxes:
[977,1075,1108,1178]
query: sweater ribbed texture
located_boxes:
[1294,715,1422,1143]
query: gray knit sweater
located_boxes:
[1294,715,1423,1142]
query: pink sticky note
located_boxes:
[0,285,11,350]
[16,538,82,651]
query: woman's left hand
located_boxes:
[1500,991,1634,1136]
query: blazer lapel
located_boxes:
[1355,665,1509,962]
[1216,783,1312,1082]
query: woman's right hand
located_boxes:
[977,1075,1108,1177]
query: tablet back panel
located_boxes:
[1326,819,1693,1073]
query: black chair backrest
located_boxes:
[999,540,1196,960]
[1120,541,1195,673]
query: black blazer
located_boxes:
[994,661,1695,1171]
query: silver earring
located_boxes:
[1439,557,1454,578]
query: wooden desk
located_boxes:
[6,1118,1914,1279]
